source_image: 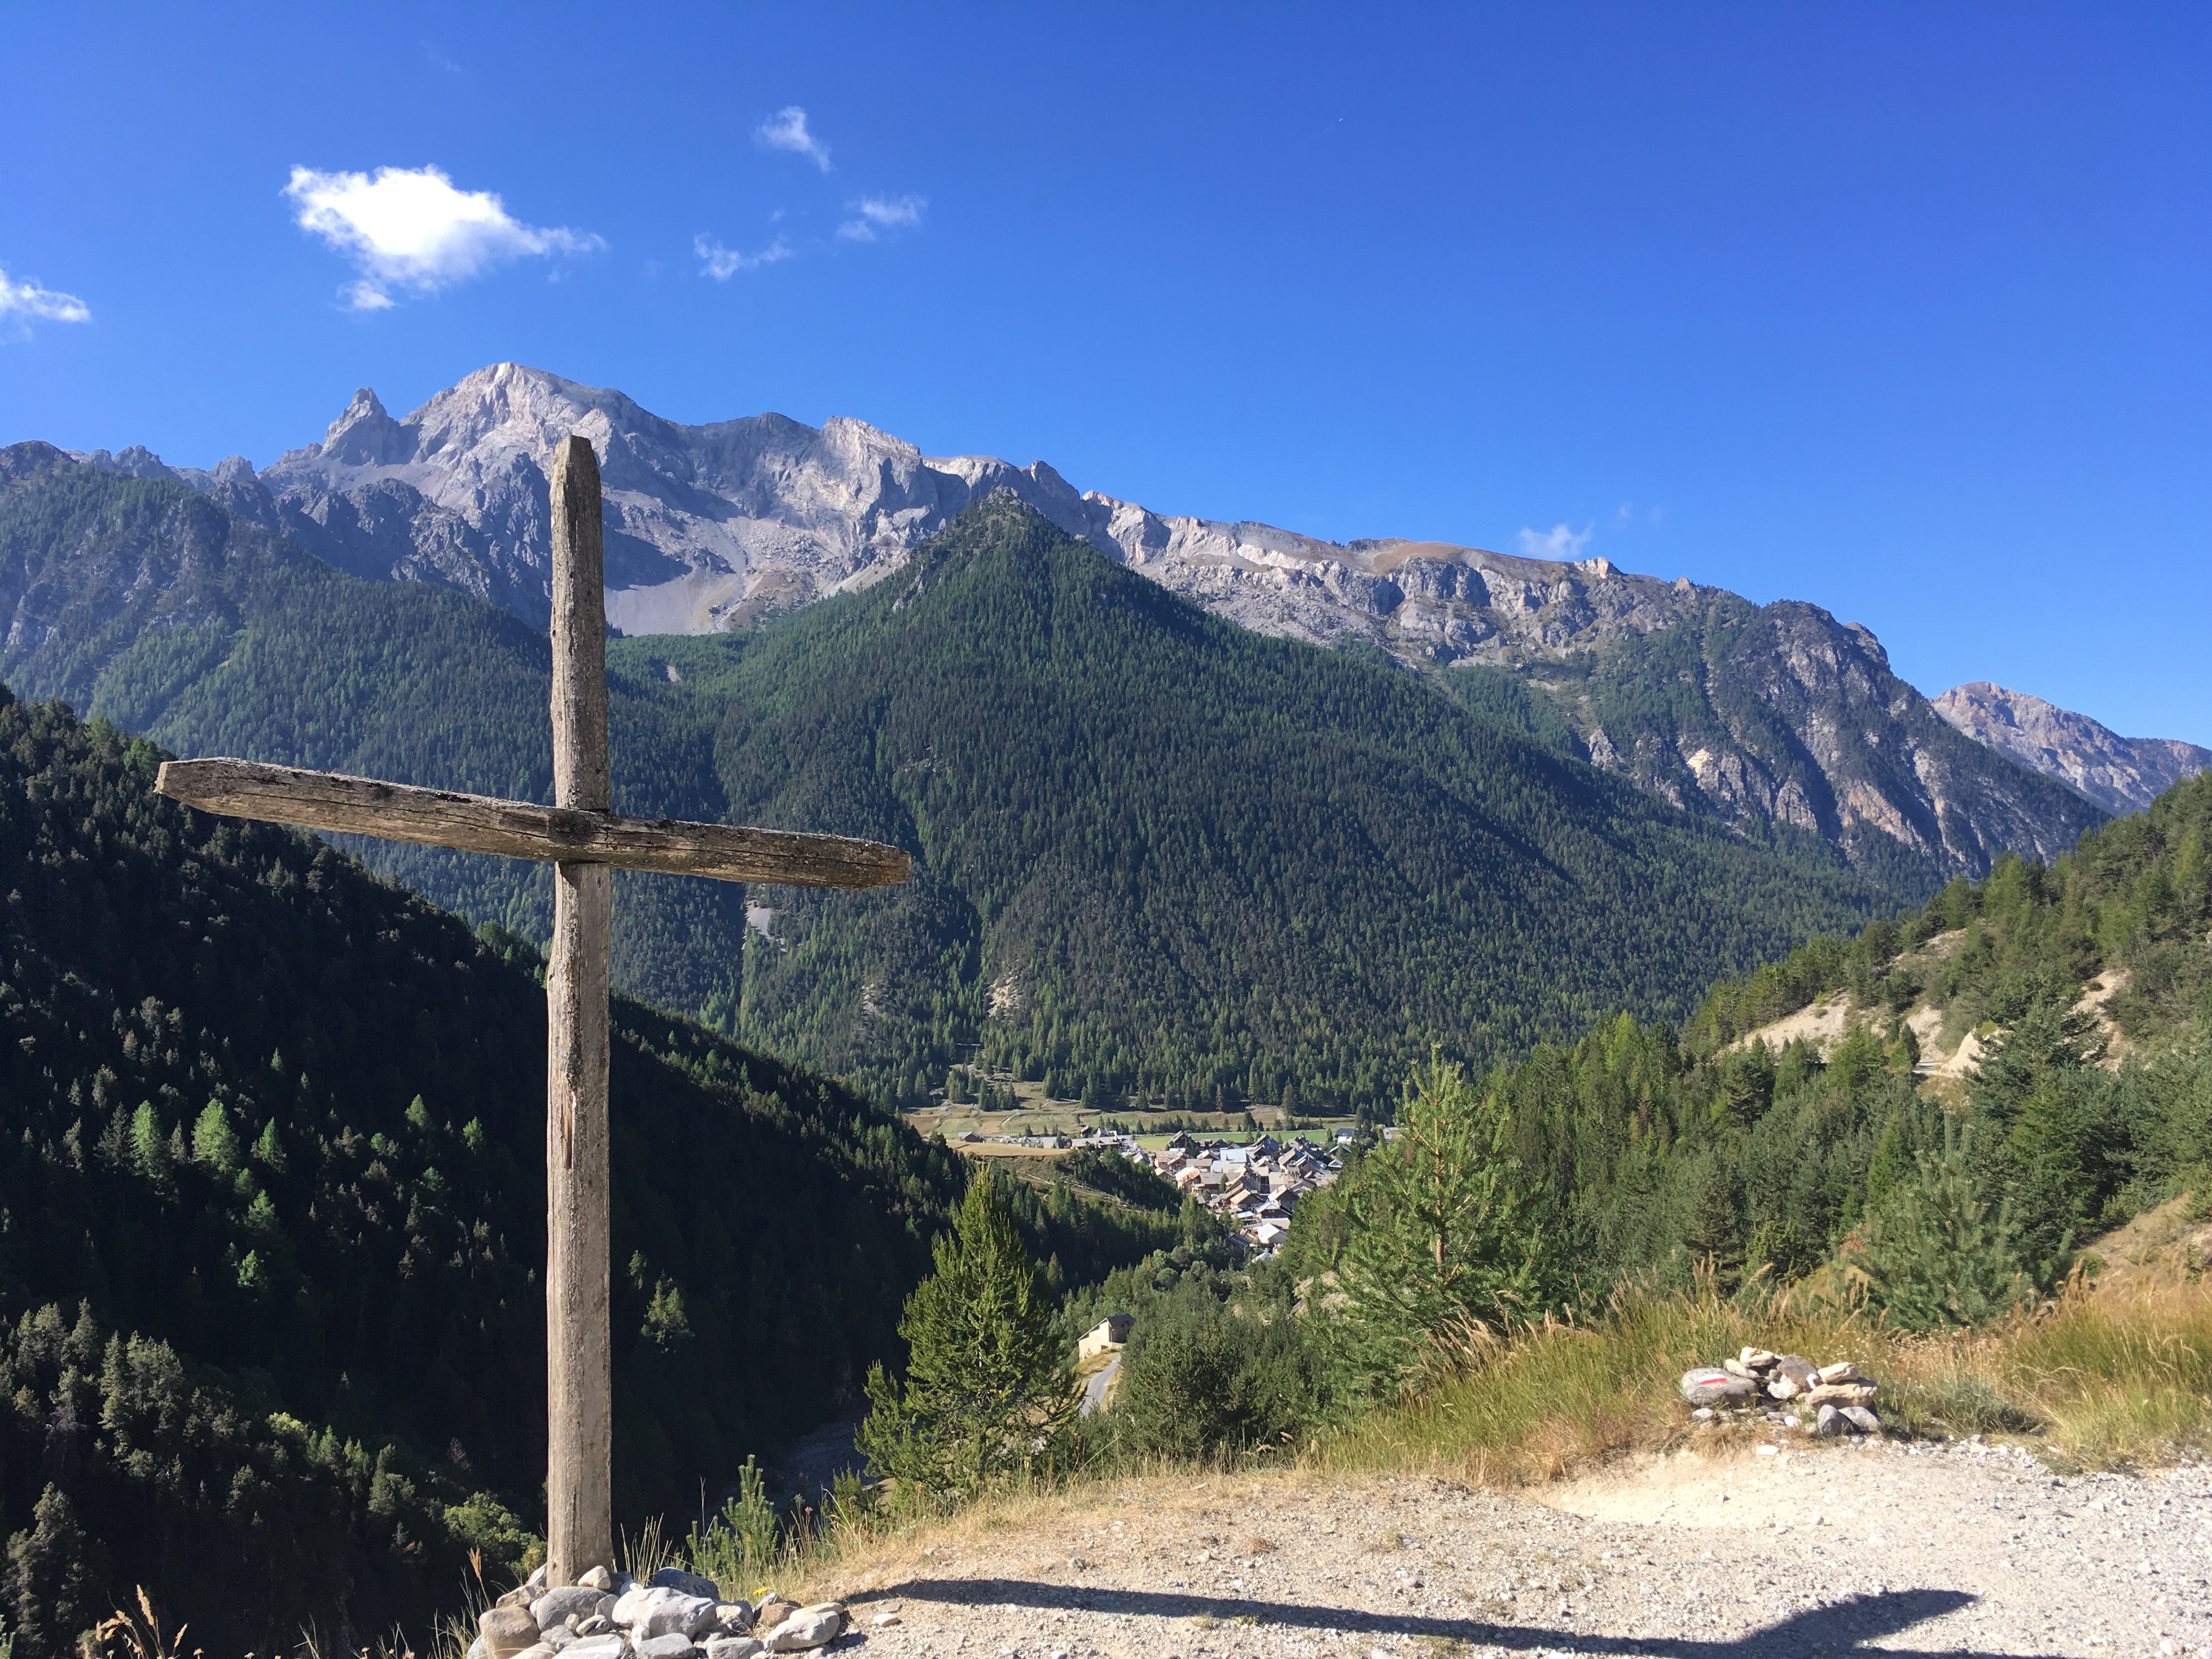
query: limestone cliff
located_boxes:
[1933,681,2211,815]
[50,364,2124,884]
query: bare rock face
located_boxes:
[42,364,2138,883]
[217,365,1734,660]
[1933,681,2211,815]
[241,367,1022,633]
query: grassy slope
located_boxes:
[1331,1273,2212,1482]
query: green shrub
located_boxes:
[858,1174,1079,1499]
[1855,1123,2032,1332]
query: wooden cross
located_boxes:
[153,436,910,1584]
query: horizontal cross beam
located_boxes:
[155,758,911,889]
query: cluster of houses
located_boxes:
[941,1122,1356,1257]
[1088,1128,1347,1256]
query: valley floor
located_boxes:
[803,1444,2201,1658]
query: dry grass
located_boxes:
[657,1255,2212,1608]
[763,1459,1339,1606]
[84,1587,198,1659]
[2077,1194,2212,1295]
[1328,1272,2212,1482]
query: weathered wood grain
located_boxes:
[152,759,913,889]
[545,436,615,1584]
[544,855,613,1585]
[550,436,611,817]
[154,430,910,1588]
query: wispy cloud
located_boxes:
[0,266,91,335]
[754,106,832,172]
[284,164,603,310]
[837,194,927,242]
[1517,522,1594,561]
[695,234,795,279]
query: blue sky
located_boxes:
[3,4,2207,743]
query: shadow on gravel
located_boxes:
[882,1577,2051,1656]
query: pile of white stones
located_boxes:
[1678,1346,1884,1438]
[468,1565,850,1659]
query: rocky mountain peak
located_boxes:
[76,443,177,479]
[314,387,415,467]
[44,363,2172,885]
[1841,622,1888,669]
[1933,682,2211,815]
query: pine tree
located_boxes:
[1854,1121,2029,1332]
[1681,1153,1744,1292]
[128,1102,171,1188]
[4,1483,93,1659]
[1716,1043,1774,1124]
[857,1172,1078,1498]
[191,1101,240,1178]
[1329,1057,1545,1399]
[252,1118,288,1176]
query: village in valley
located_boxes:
[910,1077,1358,1257]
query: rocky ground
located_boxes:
[812,1439,2208,1658]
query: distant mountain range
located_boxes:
[57,363,2159,886]
[1932,681,2211,816]
[0,450,1907,1109]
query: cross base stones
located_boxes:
[475,1567,850,1659]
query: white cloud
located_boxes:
[0,267,91,331]
[836,194,927,242]
[1517,522,1594,561]
[754,106,832,172]
[284,165,603,309]
[696,234,794,280]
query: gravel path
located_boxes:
[817,1439,2209,1657]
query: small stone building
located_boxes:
[1078,1312,1134,1360]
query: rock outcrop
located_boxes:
[1933,681,2211,815]
[50,365,2125,882]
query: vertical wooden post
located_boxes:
[545,434,613,1583]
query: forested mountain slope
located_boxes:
[674,499,1895,1111]
[0,689,974,1655]
[0,439,758,1016]
[1314,769,2212,1302]
[2,447,1895,1114]
[59,364,2115,879]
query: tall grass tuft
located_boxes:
[83,1588,198,1659]
[1329,1272,2212,1481]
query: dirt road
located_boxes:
[812,1438,2205,1657]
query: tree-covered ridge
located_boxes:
[0,688,985,1656]
[2,452,1897,1117]
[699,499,1893,1113]
[1686,769,2210,1057]
[1289,770,2212,1308]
